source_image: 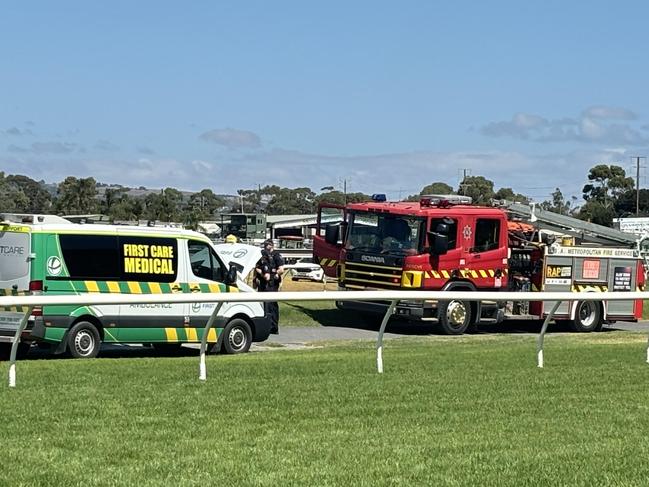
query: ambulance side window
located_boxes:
[59,235,120,279]
[472,219,500,253]
[188,241,224,282]
[0,232,30,282]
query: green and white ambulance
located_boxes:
[0,215,271,358]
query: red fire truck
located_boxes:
[314,195,645,334]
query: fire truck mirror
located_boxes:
[325,224,341,245]
[427,230,448,256]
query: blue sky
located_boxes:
[2,1,649,202]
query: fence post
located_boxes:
[376,300,398,374]
[536,301,562,368]
[199,302,224,382]
[8,306,34,388]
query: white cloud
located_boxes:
[2,142,644,205]
[481,106,649,145]
[583,106,636,120]
[2,127,33,136]
[199,128,262,149]
[191,159,213,172]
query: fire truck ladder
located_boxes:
[505,202,640,248]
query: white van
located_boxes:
[0,215,270,358]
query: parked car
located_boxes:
[289,257,325,282]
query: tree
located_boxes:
[104,191,144,222]
[582,164,634,206]
[406,182,455,201]
[493,187,529,204]
[614,188,649,217]
[579,164,634,226]
[265,187,316,215]
[4,174,52,212]
[183,189,226,229]
[54,176,98,214]
[579,200,616,226]
[143,188,183,222]
[540,188,572,215]
[457,176,495,205]
[0,172,29,212]
[315,190,370,206]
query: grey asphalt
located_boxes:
[260,319,649,348]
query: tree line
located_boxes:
[0,163,644,227]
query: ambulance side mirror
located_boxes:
[226,261,244,285]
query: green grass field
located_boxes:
[280,301,350,327]
[3,333,649,485]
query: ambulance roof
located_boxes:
[0,221,210,241]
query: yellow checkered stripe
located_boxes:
[422,269,507,279]
[400,268,510,288]
[319,258,338,268]
[0,288,31,312]
[75,281,239,294]
[164,327,218,343]
[572,284,608,292]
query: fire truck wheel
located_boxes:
[438,300,472,335]
[571,301,602,333]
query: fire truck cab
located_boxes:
[314,195,644,334]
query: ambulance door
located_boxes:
[186,239,230,342]
[0,226,31,334]
[313,204,346,278]
[117,235,184,343]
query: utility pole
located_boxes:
[634,156,646,216]
[459,168,471,196]
[339,178,349,204]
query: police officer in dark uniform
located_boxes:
[255,239,284,334]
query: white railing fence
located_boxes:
[2,290,649,388]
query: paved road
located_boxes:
[263,319,649,348]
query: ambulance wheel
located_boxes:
[67,321,101,358]
[438,299,472,335]
[571,301,602,333]
[222,319,252,354]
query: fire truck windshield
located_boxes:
[346,211,424,255]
